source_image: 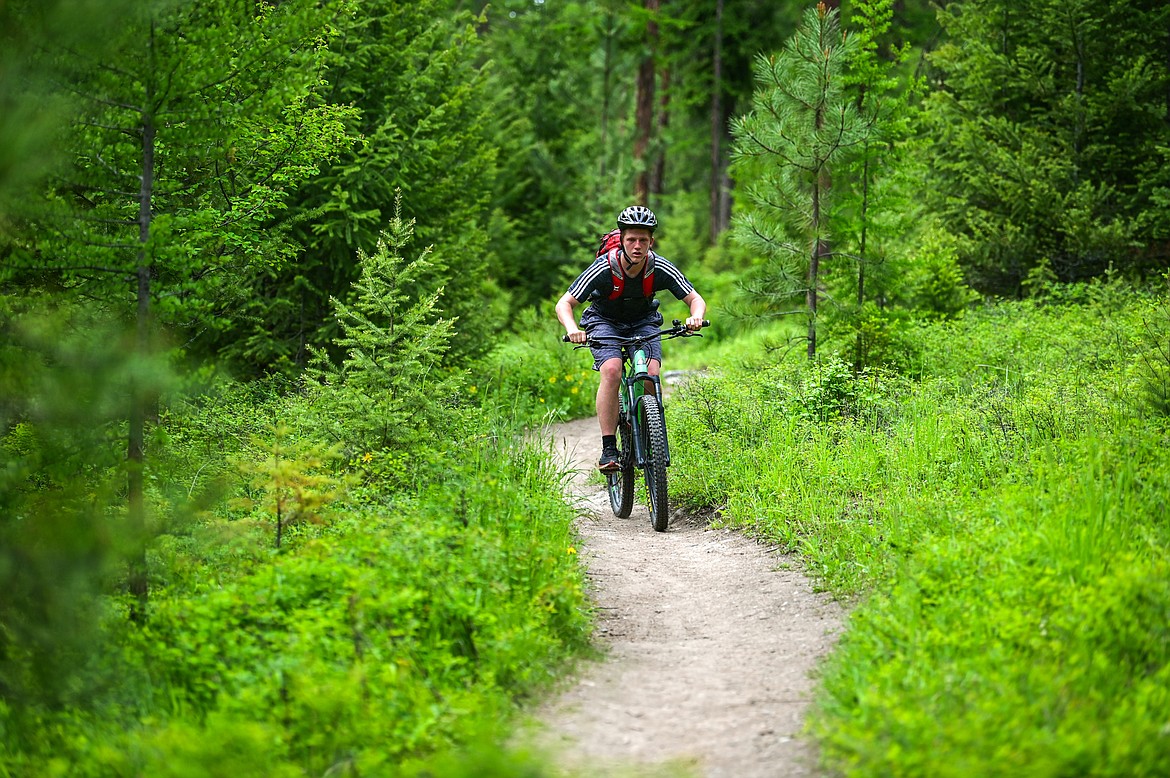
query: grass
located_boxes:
[666,283,1170,776]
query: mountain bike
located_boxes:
[564,319,708,531]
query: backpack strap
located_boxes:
[605,249,625,300]
[604,248,655,300]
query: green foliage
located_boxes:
[730,4,866,355]
[917,0,1170,292]
[902,222,980,319]
[0,0,136,200]
[0,296,159,717]
[473,0,632,304]
[2,352,590,775]
[811,435,1170,776]
[1131,283,1170,420]
[233,424,349,549]
[83,437,584,777]
[475,308,603,427]
[668,284,1170,774]
[4,0,354,349]
[237,0,506,373]
[302,206,461,467]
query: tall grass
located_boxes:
[668,284,1170,775]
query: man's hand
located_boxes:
[567,328,587,344]
[685,316,704,331]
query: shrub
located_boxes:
[474,307,596,426]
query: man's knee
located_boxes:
[599,359,622,383]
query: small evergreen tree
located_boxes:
[730,2,866,359]
[304,197,460,464]
[834,0,931,369]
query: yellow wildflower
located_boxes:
[548,376,557,383]
[566,546,577,555]
[361,452,373,463]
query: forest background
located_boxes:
[1,0,1168,775]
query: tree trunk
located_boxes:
[809,37,828,362]
[649,66,670,196]
[600,12,616,181]
[709,0,725,242]
[1072,10,1085,186]
[853,152,870,374]
[632,0,660,204]
[808,181,820,360]
[128,80,154,623]
[859,152,869,310]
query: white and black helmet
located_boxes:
[617,205,657,231]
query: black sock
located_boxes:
[602,435,616,450]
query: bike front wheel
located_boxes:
[638,395,669,531]
[607,417,635,518]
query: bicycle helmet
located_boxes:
[616,205,658,232]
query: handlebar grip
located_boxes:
[672,319,712,328]
[562,334,570,342]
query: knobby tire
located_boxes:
[639,396,669,531]
[608,417,635,518]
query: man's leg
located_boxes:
[645,358,661,396]
[596,358,622,470]
[597,357,622,436]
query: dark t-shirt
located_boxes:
[567,250,696,324]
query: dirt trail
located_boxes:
[526,415,845,777]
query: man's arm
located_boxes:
[556,292,587,343]
[682,291,706,331]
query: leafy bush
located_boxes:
[4,434,588,776]
[1133,295,1170,419]
[903,223,979,319]
[1,212,593,774]
[474,307,597,426]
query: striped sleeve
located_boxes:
[652,255,695,299]
[567,256,612,301]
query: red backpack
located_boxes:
[594,229,655,300]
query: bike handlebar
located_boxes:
[561,319,710,345]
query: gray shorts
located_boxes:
[579,309,664,371]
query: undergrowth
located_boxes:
[668,282,1170,776]
[0,222,590,776]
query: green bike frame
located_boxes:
[622,344,670,468]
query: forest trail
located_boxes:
[526,414,844,777]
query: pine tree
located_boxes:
[3,0,352,615]
[730,2,866,359]
[304,196,460,461]
[919,0,1170,292]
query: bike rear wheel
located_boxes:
[639,396,669,531]
[607,417,635,518]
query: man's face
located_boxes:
[621,228,653,262]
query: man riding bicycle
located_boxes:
[555,205,707,471]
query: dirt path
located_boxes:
[526,415,845,777]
